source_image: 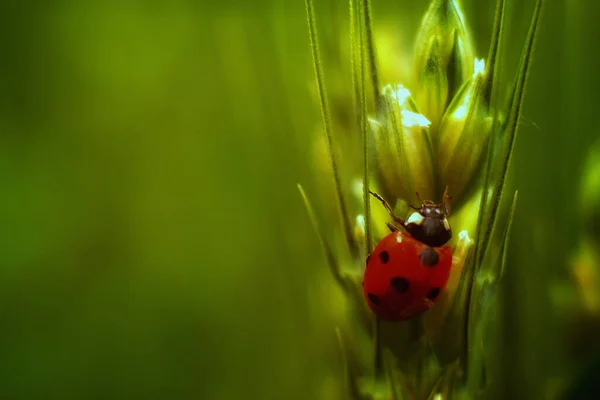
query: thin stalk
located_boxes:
[497,191,518,281]
[474,0,506,267]
[463,0,543,377]
[479,0,544,264]
[360,0,382,114]
[482,0,506,106]
[298,184,350,291]
[358,0,372,254]
[473,135,494,268]
[350,0,362,137]
[305,0,359,261]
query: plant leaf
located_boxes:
[358,0,372,254]
[473,0,507,268]
[482,0,506,106]
[350,0,362,138]
[478,0,544,262]
[305,0,359,261]
[360,0,382,114]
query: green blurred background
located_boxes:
[0,0,598,399]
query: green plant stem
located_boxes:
[360,0,382,114]
[298,184,350,290]
[483,0,506,106]
[358,0,372,254]
[349,0,362,138]
[479,0,544,265]
[305,0,359,261]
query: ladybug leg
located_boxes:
[386,222,399,232]
[368,190,406,226]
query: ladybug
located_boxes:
[362,188,453,321]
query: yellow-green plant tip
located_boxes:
[413,0,474,130]
[305,0,360,261]
[436,64,492,206]
[374,84,436,203]
[480,0,544,263]
[297,183,350,291]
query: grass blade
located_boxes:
[358,0,372,254]
[478,0,544,267]
[305,0,359,261]
[474,0,506,263]
[482,0,506,105]
[496,190,518,282]
[473,137,494,268]
[298,184,350,291]
[350,0,363,139]
[360,0,382,114]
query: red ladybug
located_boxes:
[363,189,453,321]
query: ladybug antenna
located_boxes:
[415,191,435,206]
[368,190,406,228]
[441,186,452,215]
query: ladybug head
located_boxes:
[403,187,452,247]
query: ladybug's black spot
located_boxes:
[368,293,381,305]
[391,277,410,293]
[419,247,439,267]
[427,288,441,300]
[379,251,390,264]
